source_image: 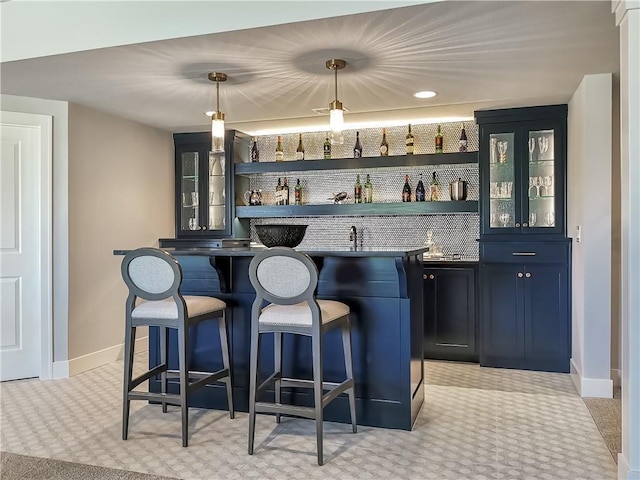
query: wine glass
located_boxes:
[538,137,549,160]
[529,212,537,226]
[533,176,542,197]
[528,137,536,162]
[542,176,553,197]
[490,137,497,164]
[497,141,508,164]
[499,213,510,227]
[544,211,555,227]
[528,177,537,198]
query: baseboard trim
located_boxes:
[618,453,640,479]
[570,358,613,398]
[52,360,69,379]
[67,336,149,377]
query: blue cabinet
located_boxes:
[423,265,477,362]
[476,105,571,373]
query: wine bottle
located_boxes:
[295,178,302,205]
[406,124,414,155]
[429,171,440,201]
[435,125,443,154]
[364,174,373,203]
[402,174,412,202]
[353,132,363,158]
[275,135,284,162]
[275,177,283,205]
[380,128,389,156]
[354,174,362,204]
[459,123,468,152]
[415,173,426,202]
[324,135,331,160]
[282,177,290,205]
[251,137,259,162]
[295,133,305,161]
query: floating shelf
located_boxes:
[234,151,478,175]
[236,201,478,218]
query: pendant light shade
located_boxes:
[208,72,227,153]
[326,59,346,145]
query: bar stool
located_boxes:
[247,247,356,465]
[120,247,234,447]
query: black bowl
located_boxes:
[254,224,308,248]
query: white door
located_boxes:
[0,112,52,381]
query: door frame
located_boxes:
[1,111,53,380]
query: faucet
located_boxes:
[349,225,358,249]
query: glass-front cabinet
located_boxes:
[477,106,566,237]
[174,131,249,238]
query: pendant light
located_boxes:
[208,72,227,153]
[326,59,346,145]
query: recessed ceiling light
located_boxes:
[414,91,437,99]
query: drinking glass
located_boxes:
[490,137,497,164]
[543,176,553,197]
[529,212,537,226]
[529,177,537,198]
[538,137,549,160]
[499,213,510,227]
[497,141,508,164]
[544,211,555,227]
[188,217,199,230]
[528,137,536,162]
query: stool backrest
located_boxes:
[249,247,318,305]
[121,248,182,301]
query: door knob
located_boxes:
[515,222,521,227]
[517,272,524,278]
[523,222,528,227]
[525,272,532,278]
[429,274,435,280]
[423,274,427,280]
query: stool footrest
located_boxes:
[130,364,167,389]
[322,379,354,407]
[187,368,230,392]
[255,402,315,419]
[127,391,182,406]
[257,371,281,393]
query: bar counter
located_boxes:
[115,246,426,430]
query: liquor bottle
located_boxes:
[364,174,373,203]
[415,173,426,202]
[459,123,468,152]
[324,135,331,160]
[282,177,290,205]
[294,178,302,205]
[406,124,414,155]
[275,177,283,205]
[353,131,363,158]
[354,174,362,204]
[435,125,443,154]
[251,137,259,162]
[295,133,305,161]
[275,135,284,161]
[380,128,389,156]
[402,174,412,202]
[429,171,440,201]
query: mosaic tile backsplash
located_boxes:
[245,121,479,260]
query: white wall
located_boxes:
[568,74,613,398]
[0,94,70,368]
[66,103,174,374]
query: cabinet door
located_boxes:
[523,264,569,371]
[481,125,522,234]
[176,142,208,236]
[480,263,525,359]
[423,267,477,361]
[522,120,565,235]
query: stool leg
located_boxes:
[177,324,189,447]
[218,311,234,419]
[312,332,324,466]
[122,324,136,440]
[342,320,357,433]
[159,326,168,413]
[248,328,260,455]
[274,332,282,424]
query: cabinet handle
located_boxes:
[523,222,528,227]
[512,252,536,256]
[515,222,521,227]
[429,274,435,280]
[525,272,532,278]
[423,274,427,280]
[517,272,524,278]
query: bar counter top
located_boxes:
[114,246,427,257]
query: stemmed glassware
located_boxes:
[538,137,549,160]
[544,211,555,227]
[528,138,536,162]
[499,213,510,227]
[529,212,537,226]
[497,141,508,164]
[542,176,553,197]
[490,137,497,164]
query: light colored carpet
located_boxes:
[583,387,622,463]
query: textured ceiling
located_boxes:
[0,1,619,135]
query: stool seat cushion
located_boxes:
[132,295,226,320]
[259,300,349,328]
